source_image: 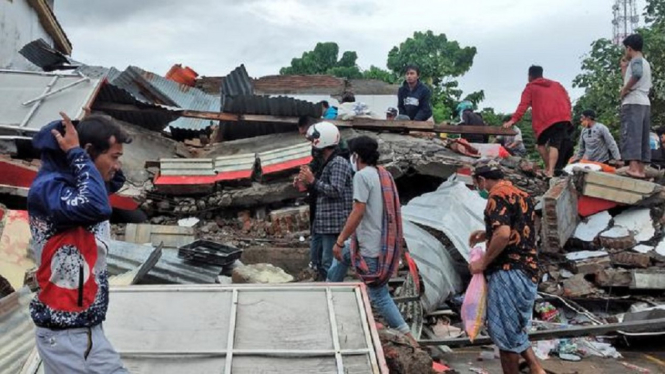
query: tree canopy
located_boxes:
[279,42,362,79]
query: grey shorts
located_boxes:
[620,104,651,162]
[36,324,128,374]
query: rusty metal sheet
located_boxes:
[0,210,34,290]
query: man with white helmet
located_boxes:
[299,122,354,280]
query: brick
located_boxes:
[611,252,651,268]
[571,256,611,275]
[541,178,579,253]
[269,205,310,233]
[595,268,632,288]
[562,274,597,297]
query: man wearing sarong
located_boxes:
[468,160,545,374]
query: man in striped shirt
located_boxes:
[570,110,622,165]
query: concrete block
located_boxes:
[269,205,310,234]
[541,178,578,253]
[630,268,665,290]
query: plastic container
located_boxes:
[178,240,243,266]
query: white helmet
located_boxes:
[306,121,340,149]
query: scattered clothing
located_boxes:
[484,181,539,283]
[460,110,488,143]
[486,269,538,353]
[510,78,572,140]
[398,80,433,121]
[36,324,127,374]
[574,122,621,163]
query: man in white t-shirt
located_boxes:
[620,34,653,179]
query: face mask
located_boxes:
[479,189,489,199]
[350,154,358,173]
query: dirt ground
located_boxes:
[440,347,665,374]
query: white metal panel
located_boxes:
[0,287,36,374]
[258,143,310,167]
[0,70,102,134]
[103,284,385,373]
[214,153,256,173]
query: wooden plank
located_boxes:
[418,317,665,347]
[583,184,645,205]
[584,171,659,194]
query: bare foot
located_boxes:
[625,170,646,179]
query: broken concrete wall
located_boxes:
[541,178,579,253]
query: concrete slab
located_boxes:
[614,208,656,242]
[541,178,579,253]
[574,211,612,242]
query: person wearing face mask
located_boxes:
[468,160,544,374]
[570,109,622,166]
[299,122,353,281]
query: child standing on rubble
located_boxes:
[299,121,353,281]
[28,112,131,373]
[326,135,419,347]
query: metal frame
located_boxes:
[108,283,389,373]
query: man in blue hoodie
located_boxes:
[28,112,131,373]
[397,64,433,121]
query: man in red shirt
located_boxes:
[504,66,573,177]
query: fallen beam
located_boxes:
[94,104,517,136]
[418,317,665,347]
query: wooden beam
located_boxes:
[418,317,665,347]
[92,102,180,119]
[96,105,517,136]
[27,0,72,54]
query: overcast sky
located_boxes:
[55,0,645,113]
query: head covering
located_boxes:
[386,107,398,116]
[471,159,502,177]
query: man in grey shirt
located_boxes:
[620,34,652,178]
[571,109,621,164]
[326,136,418,347]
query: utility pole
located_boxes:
[612,0,639,45]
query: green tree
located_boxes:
[386,31,480,123]
[572,38,624,135]
[362,65,399,84]
[280,42,363,79]
[573,0,665,135]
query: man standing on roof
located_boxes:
[457,100,488,143]
[468,160,544,374]
[570,109,622,165]
[298,122,353,280]
[327,135,419,347]
[297,117,350,277]
[504,65,572,178]
[620,34,653,179]
[398,65,433,121]
[28,112,131,374]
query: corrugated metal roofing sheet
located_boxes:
[221,64,253,99]
[154,153,257,186]
[118,66,220,131]
[160,158,216,176]
[258,143,312,175]
[0,287,36,374]
[18,39,70,72]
